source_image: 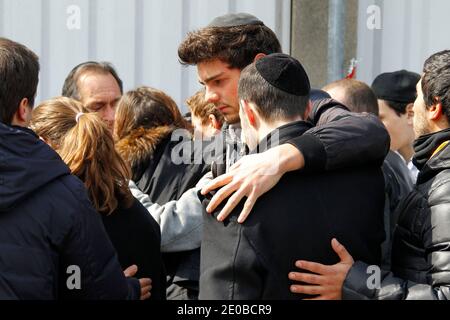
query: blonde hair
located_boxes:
[30,97,133,214]
[186,89,224,125]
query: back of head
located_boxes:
[178,13,282,69]
[422,50,450,123]
[238,53,311,123]
[323,79,379,115]
[62,61,123,100]
[115,86,189,141]
[30,97,133,214]
[0,37,39,124]
[371,70,420,115]
[186,89,224,125]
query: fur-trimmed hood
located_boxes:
[116,126,176,176]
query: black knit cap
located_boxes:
[371,70,421,103]
[255,53,310,96]
[208,13,264,28]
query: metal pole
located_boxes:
[328,0,346,83]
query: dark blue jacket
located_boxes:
[0,123,140,299]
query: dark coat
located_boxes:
[102,198,166,300]
[200,121,385,300]
[343,129,450,300]
[0,124,140,300]
[116,126,210,300]
[380,151,414,268]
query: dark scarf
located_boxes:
[413,128,450,170]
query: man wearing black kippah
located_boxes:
[199,54,385,300]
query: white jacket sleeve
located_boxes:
[129,172,212,253]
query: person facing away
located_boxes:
[289,50,450,300]
[199,53,385,300]
[29,97,162,300]
[114,87,210,300]
[323,78,413,268]
[0,37,147,300]
[372,70,421,182]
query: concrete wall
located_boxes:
[357,0,450,86]
[0,0,291,111]
[291,0,358,89]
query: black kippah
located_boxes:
[208,13,264,28]
[255,53,310,96]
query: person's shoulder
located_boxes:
[118,198,161,237]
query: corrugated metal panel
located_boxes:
[357,0,450,85]
[0,0,291,111]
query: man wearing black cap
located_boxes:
[372,70,421,181]
[199,54,385,300]
[179,13,389,224]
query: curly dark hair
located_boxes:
[422,50,450,123]
[178,24,282,69]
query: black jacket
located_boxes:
[116,126,210,204]
[380,151,414,268]
[102,198,166,300]
[343,129,450,300]
[116,126,210,300]
[0,124,140,300]
[200,121,385,300]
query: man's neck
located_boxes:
[398,145,414,163]
[257,117,303,143]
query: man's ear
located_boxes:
[11,98,31,126]
[303,101,313,120]
[428,99,444,121]
[253,53,267,62]
[241,100,257,127]
[208,114,222,130]
[406,103,414,125]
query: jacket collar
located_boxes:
[115,126,177,178]
[413,128,450,183]
[250,120,312,154]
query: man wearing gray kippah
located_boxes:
[179,12,389,223]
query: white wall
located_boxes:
[357,0,450,85]
[0,0,291,112]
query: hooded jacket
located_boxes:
[0,123,140,300]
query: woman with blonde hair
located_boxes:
[115,87,210,300]
[30,97,165,300]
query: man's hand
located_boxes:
[288,239,354,300]
[124,265,152,300]
[201,144,304,223]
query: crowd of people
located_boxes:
[0,12,449,300]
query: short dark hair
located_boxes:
[0,37,39,124]
[62,61,123,100]
[323,79,379,116]
[422,50,450,123]
[382,100,409,117]
[178,24,282,70]
[238,63,310,123]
